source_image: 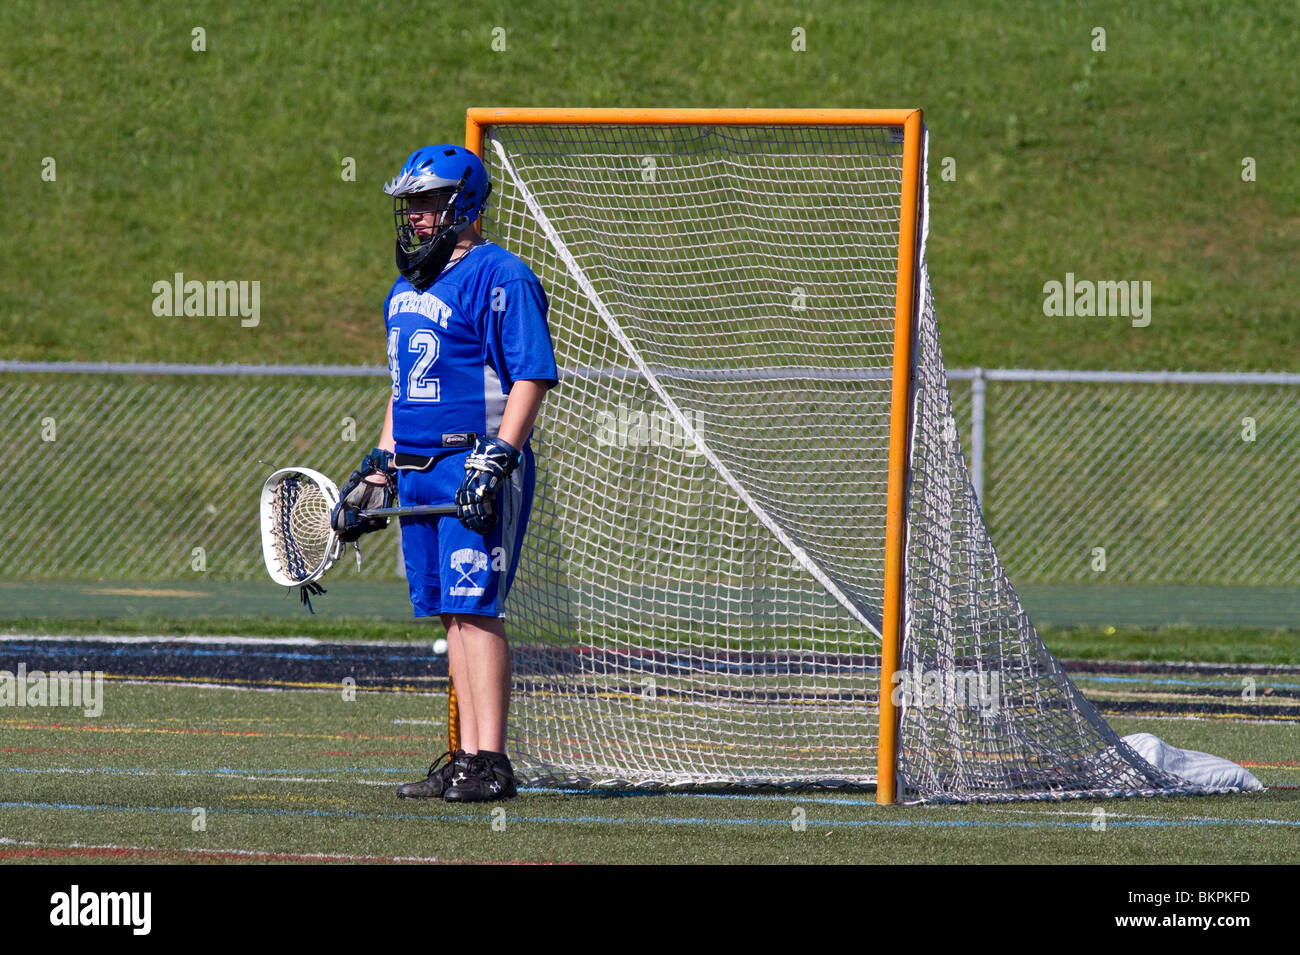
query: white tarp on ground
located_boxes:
[1123,733,1264,791]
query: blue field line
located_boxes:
[0,767,431,780]
[3,800,1299,829]
[528,786,882,806]
[0,767,455,777]
[0,767,369,777]
[0,765,873,799]
[1076,674,1300,691]
[7,640,1295,688]
[0,642,437,664]
[0,639,880,677]
[0,767,876,804]
[0,767,877,804]
[0,766,437,778]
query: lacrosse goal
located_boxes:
[463,107,1214,803]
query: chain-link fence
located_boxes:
[950,369,1299,584]
[3,361,1296,585]
[3,362,398,582]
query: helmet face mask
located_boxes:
[384,145,492,291]
[393,189,459,257]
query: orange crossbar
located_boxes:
[468,107,916,130]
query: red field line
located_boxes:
[3,721,440,743]
[0,845,561,865]
[3,747,159,755]
[316,750,431,757]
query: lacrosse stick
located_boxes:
[260,467,455,612]
[356,504,459,519]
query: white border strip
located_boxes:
[0,634,429,648]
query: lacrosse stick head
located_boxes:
[259,467,344,589]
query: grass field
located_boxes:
[2,670,1295,865]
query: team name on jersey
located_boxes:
[388,290,452,328]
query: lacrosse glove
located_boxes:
[456,435,521,534]
[332,447,397,543]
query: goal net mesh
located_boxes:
[479,120,1215,801]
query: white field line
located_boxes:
[1112,713,1294,726]
[981,806,1298,826]
[0,835,447,864]
[100,677,445,696]
[0,633,427,648]
[0,766,380,784]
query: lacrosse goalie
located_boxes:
[335,145,557,803]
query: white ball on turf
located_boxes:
[433,638,448,655]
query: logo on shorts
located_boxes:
[449,547,489,597]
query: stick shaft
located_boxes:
[359,505,458,518]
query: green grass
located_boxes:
[2,0,1297,371]
[1039,624,1300,665]
[1,683,1294,864]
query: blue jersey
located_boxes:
[384,242,558,455]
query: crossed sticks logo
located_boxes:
[448,546,507,597]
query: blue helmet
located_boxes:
[383,145,492,290]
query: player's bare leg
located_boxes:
[395,615,475,799]
[441,613,479,754]
[442,612,516,801]
[449,613,510,753]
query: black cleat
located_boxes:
[397,750,468,799]
[443,751,518,803]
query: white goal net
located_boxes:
[478,116,1222,801]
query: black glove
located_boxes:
[455,436,521,534]
[332,447,397,543]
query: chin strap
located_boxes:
[396,226,462,291]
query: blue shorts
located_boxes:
[395,445,534,619]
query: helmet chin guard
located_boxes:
[395,225,461,291]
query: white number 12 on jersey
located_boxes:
[405,328,441,402]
